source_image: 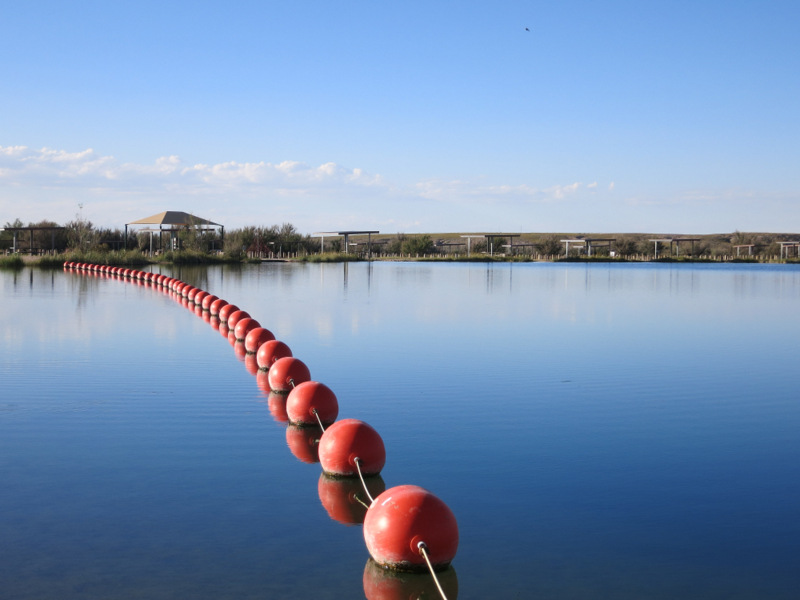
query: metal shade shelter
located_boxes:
[1,226,65,254]
[126,211,224,254]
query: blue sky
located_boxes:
[2,1,798,234]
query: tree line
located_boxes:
[2,216,798,261]
[0,217,317,259]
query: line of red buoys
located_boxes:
[64,261,459,597]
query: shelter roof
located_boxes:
[127,211,221,226]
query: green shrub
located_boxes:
[0,255,24,269]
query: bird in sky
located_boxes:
[525,27,530,31]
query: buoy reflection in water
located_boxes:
[362,559,458,600]
[318,472,386,525]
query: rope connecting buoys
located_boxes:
[286,381,339,427]
[65,262,459,600]
[318,419,386,478]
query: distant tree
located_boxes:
[65,210,96,251]
[402,234,435,255]
[1,219,23,251]
[536,235,562,256]
[26,219,68,252]
[615,236,640,256]
[385,234,405,255]
[224,226,256,259]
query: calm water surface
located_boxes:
[1,262,799,599]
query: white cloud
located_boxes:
[545,182,581,200]
[0,145,655,233]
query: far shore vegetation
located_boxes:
[2,216,800,268]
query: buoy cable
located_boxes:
[352,493,370,510]
[353,457,375,505]
[311,408,326,432]
[417,541,449,600]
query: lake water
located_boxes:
[1,261,799,599]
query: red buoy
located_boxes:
[209,298,228,316]
[244,327,275,353]
[233,316,259,341]
[256,340,292,371]
[227,309,251,330]
[318,419,385,477]
[286,381,339,427]
[218,303,238,322]
[202,294,218,311]
[363,485,459,572]
[186,287,200,301]
[267,356,311,392]
[194,290,209,306]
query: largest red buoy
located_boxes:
[363,485,458,572]
[318,419,385,477]
[267,356,310,392]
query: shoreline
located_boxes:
[3,252,797,269]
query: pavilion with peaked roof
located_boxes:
[126,211,224,254]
